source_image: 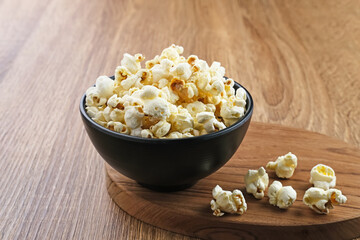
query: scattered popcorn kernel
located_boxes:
[266,152,298,178]
[303,187,347,214]
[268,181,297,209]
[244,167,269,199]
[210,185,247,217]
[85,45,248,138]
[309,164,336,190]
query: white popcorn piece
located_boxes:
[107,121,129,134]
[303,187,347,214]
[120,53,144,74]
[195,72,211,91]
[141,129,154,138]
[120,71,143,90]
[220,100,245,121]
[109,109,125,122]
[186,101,206,116]
[143,98,170,119]
[86,86,107,106]
[268,181,297,209]
[167,131,183,139]
[115,65,132,83]
[309,164,336,190]
[124,106,144,129]
[160,44,184,62]
[209,62,225,79]
[170,63,192,80]
[150,120,171,137]
[266,152,298,179]
[138,85,161,100]
[209,79,225,96]
[210,185,247,217]
[244,167,269,199]
[158,78,169,88]
[96,76,114,98]
[236,87,247,101]
[151,59,173,82]
[196,112,226,133]
[103,106,112,122]
[172,107,194,132]
[130,127,142,137]
[107,94,122,108]
[85,106,100,118]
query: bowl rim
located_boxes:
[79,79,253,143]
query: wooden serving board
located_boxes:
[105,122,360,240]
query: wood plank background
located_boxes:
[0,0,359,239]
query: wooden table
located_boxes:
[1,0,359,239]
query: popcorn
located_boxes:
[196,112,226,133]
[124,106,144,129]
[171,107,194,132]
[244,167,269,199]
[86,86,106,107]
[268,181,297,209]
[150,120,171,137]
[303,187,347,214]
[96,76,115,99]
[170,63,192,80]
[210,185,247,217]
[107,121,129,134]
[160,44,184,62]
[109,108,125,122]
[150,59,173,82]
[85,106,100,118]
[266,152,298,179]
[143,98,170,119]
[209,79,225,96]
[186,101,206,116]
[120,53,144,74]
[141,129,154,138]
[85,45,248,138]
[309,164,336,190]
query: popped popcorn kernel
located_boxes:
[244,167,269,199]
[85,45,248,138]
[266,152,298,179]
[210,185,247,217]
[303,187,347,214]
[309,164,336,190]
[268,181,297,209]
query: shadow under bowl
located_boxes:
[80,80,253,191]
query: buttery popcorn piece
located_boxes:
[309,164,336,190]
[244,167,269,199]
[210,185,247,217]
[85,45,248,138]
[266,152,298,178]
[303,187,347,214]
[268,181,297,209]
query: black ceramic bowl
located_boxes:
[80,80,253,191]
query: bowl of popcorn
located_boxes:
[80,45,253,191]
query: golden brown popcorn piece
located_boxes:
[142,115,161,129]
[170,78,189,101]
[187,55,198,66]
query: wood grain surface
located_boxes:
[0,0,359,239]
[106,122,360,240]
